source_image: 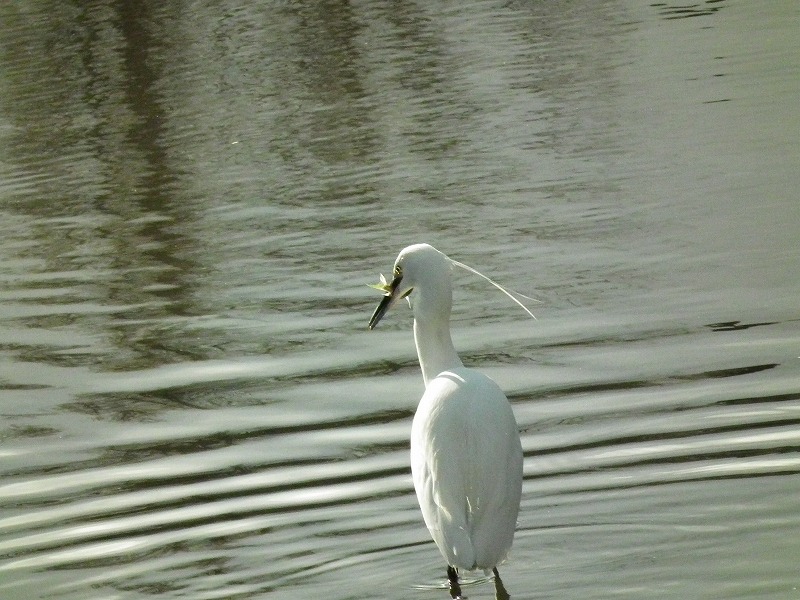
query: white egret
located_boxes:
[368,243,524,599]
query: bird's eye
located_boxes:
[394,265,402,277]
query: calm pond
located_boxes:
[0,1,798,599]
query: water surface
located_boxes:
[0,1,798,599]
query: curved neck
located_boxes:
[412,288,463,386]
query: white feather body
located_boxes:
[411,366,523,571]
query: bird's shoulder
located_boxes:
[430,365,500,387]
[422,366,505,403]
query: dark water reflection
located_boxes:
[1,0,799,599]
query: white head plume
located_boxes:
[448,258,539,320]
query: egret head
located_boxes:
[367,244,451,329]
[368,243,537,330]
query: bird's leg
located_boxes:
[447,565,462,599]
[492,567,510,600]
[447,565,458,582]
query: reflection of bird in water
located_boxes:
[369,244,525,599]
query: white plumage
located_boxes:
[368,243,523,594]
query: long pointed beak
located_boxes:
[368,275,402,330]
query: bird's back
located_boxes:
[410,366,523,571]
